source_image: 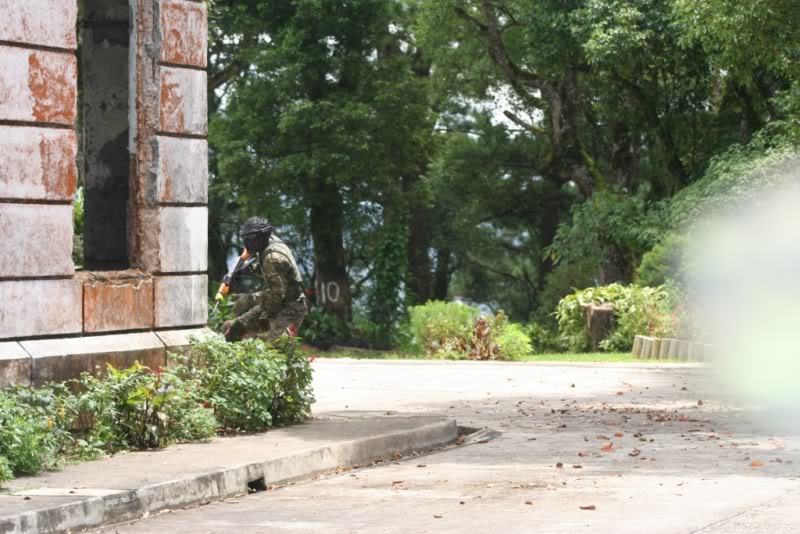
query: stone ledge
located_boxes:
[0,342,31,388]
[156,327,215,365]
[21,332,167,386]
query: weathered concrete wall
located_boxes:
[0,0,209,387]
[153,136,208,203]
[0,0,78,49]
[82,272,155,333]
[0,204,75,277]
[0,280,83,339]
[154,275,208,328]
[0,46,78,125]
[0,0,80,345]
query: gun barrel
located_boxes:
[214,249,252,302]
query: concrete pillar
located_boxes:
[659,338,672,359]
[651,338,662,360]
[632,335,643,357]
[678,340,690,361]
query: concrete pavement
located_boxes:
[0,411,457,534]
[104,359,800,534]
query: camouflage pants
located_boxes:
[233,296,307,343]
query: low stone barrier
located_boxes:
[631,335,716,362]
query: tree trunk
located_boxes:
[309,177,352,322]
[406,203,432,305]
[432,248,451,301]
[538,183,561,289]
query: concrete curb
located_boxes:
[0,417,458,534]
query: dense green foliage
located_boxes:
[408,301,531,360]
[205,0,800,350]
[176,336,314,431]
[556,284,678,352]
[0,337,313,487]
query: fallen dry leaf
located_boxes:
[616,392,625,396]
[614,432,624,438]
[629,449,641,457]
[417,464,427,468]
[697,400,704,406]
[580,505,597,510]
[556,462,564,468]
[434,515,443,519]
[525,501,534,505]
[601,442,615,453]
[392,480,405,485]
[750,460,765,467]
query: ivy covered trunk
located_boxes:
[309,177,352,322]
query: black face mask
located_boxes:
[243,234,268,254]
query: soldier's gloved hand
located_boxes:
[222,320,245,342]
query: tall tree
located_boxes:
[210,0,435,322]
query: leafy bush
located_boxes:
[0,335,313,487]
[0,456,12,486]
[408,302,532,360]
[495,323,533,360]
[299,307,352,350]
[545,192,658,283]
[0,391,59,475]
[556,284,678,352]
[76,364,217,450]
[177,335,314,431]
[408,301,480,354]
[526,322,566,354]
[653,135,800,232]
[635,233,692,287]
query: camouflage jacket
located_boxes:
[235,236,305,331]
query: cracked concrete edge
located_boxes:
[0,418,458,534]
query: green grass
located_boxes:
[313,347,684,363]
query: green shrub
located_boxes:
[178,335,314,431]
[299,307,352,350]
[531,260,597,327]
[0,392,59,475]
[526,322,566,353]
[408,301,480,354]
[496,323,533,360]
[0,456,12,487]
[635,233,692,287]
[75,363,217,450]
[555,284,678,352]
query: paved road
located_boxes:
[104,359,800,533]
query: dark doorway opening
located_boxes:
[78,0,131,270]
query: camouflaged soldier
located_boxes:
[222,217,308,342]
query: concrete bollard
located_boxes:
[668,338,680,359]
[651,338,662,360]
[689,343,704,362]
[678,340,690,361]
[659,338,671,359]
[632,335,643,358]
[640,337,652,359]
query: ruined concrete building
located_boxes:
[0,0,209,386]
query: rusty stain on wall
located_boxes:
[160,0,207,68]
[39,133,77,199]
[28,52,77,124]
